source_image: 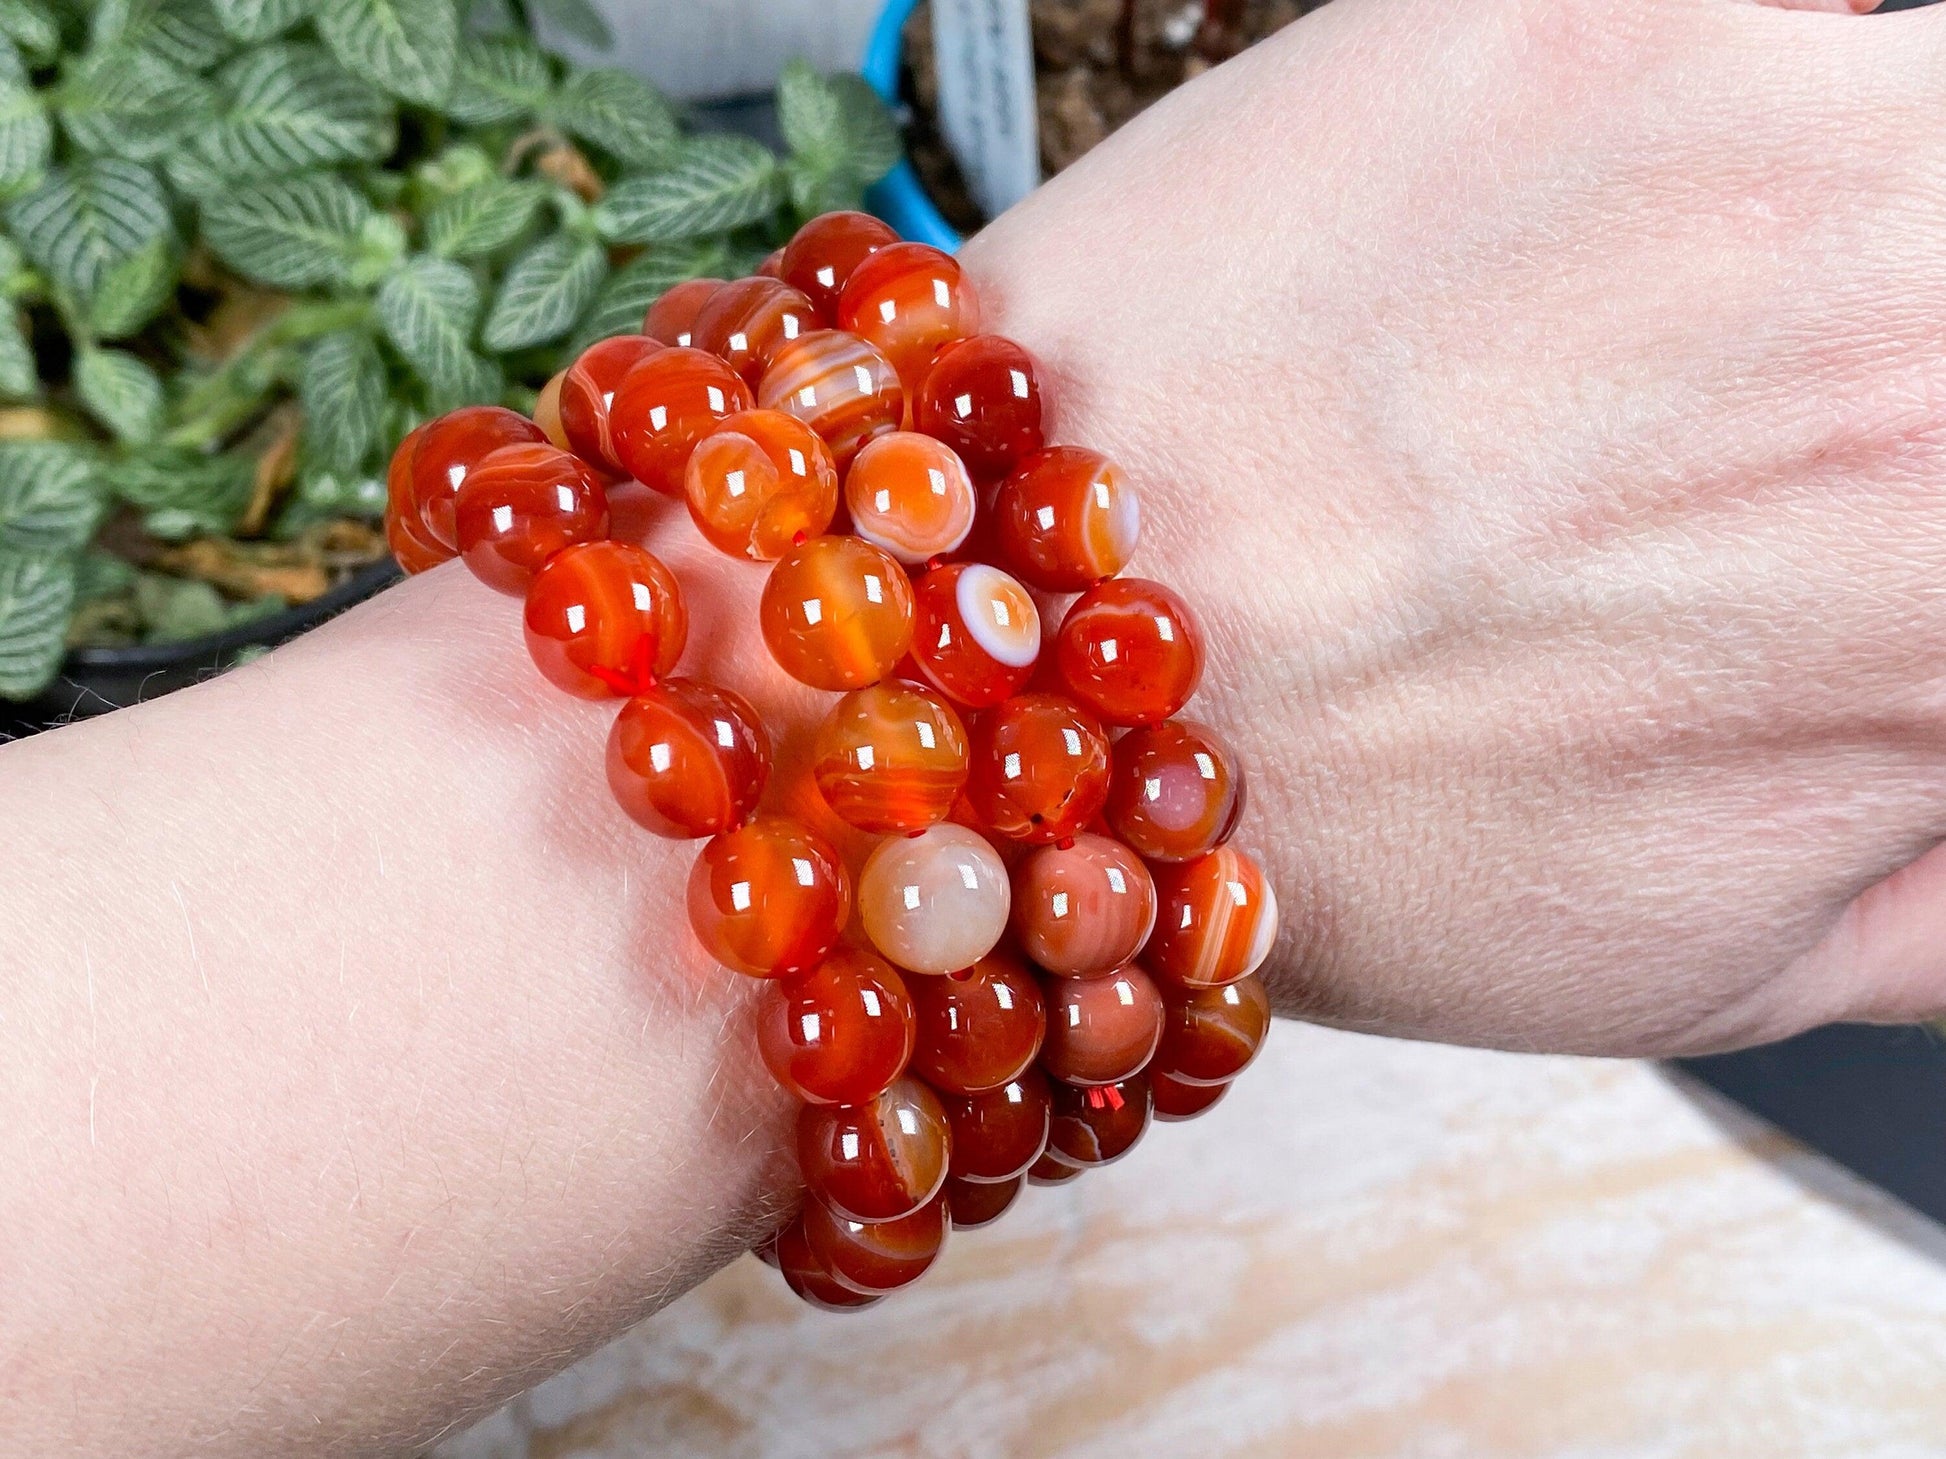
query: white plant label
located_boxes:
[929,0,1040,220]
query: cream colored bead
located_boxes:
[859,822,1011,974]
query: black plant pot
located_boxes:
[0,556,401,738]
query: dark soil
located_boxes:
[902,0,1331,231]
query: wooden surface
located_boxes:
[437,1025,1946,1459]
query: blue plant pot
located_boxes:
[863,0,965,252]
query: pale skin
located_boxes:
[0,0,1938,1449]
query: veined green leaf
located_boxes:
[376,251,484,400]
[0,440,103,553]
[565,240,721,354]
[74,345,164,442]
[825,73,899,186]
[7,159,172,306]
[209,0,310,43]
[778,62,898,199]
[92,0,237,72]
[0,0,58,63]
[200,42,395,176]
[0,547,76,698]
[422,174,542,259]
[200,172,372,288]
[57,46,215,160]
[73,546,134,600]
[0,76,49,193]
[114,448,252,530]
[592,134,781,245]
[444,33,548,124]
[299,328,385,472]
[481,230,601,350]
[317,0,457,107]
[87,232,177,337]
[548,67,675,170]
[526,0,607,50]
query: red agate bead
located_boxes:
[962,693,1111,843]
[1040,963,1164,1086]
[843,431,977,564]
[1028,1153,1084,1185]
[1055,577,1204,727]
[756,945,916,1104]
[909,562,1040,709]
[690,276,820,386]
[858,822,1012,975]
[409,405,545,549]
[1046,1074,1152,1168]
[776,1215,880,1311]
[757,329,904,469]
[802,1190,947,1294]
[643,276,723,347]
[945,1173,1021,1228]
[610,346,752,496]
[1152,1071,1229,1122]
[385,422,449,573]
[811,679,969,834]
[1011,832,1157,977]
[560,334,662,473]
[940,1067,1051,1182]
[798,1074,950,1221]
[452,442,609,595]
[534,371,569,449]
[1156,973,1271,1086]
[1145,846,1279,990]
[755,248,785,279]
[837,241,980,389]
[523,541,686,698]
[908,950,1045,1095]
[1103,718,1246,863]
[780,209,898,317]
[683,408,838,560]
[914,335,1044,478]
[686,815,850,979]
[606,678,769,838]
[992,446,1140,592]
[760,534,915,691]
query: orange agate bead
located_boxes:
[992,446,1140,592]
[643,276,724,347]
[914,334,1045,479]
[759,534,915,691]
[837,241,980,389]
[1054,577,1205,728]
[780,209,898,317]
[560,334,662,473]
[908,951,1046,1095]
[683,409,838,560]
[776,1215,881,1311]
[606,678,769,838]
[1145,846,1279,990]
[811,679,969,834]
[858,822,1012,975]
[802,1190,947,1294]
[523,541,686,698]
[687,815,850,979]
[843,430,977,565]
[939,1067,1051,1182]
[909,562,1040,709]
[1103,718,1246,863]
[452,442,609,595]
[690,276,820,386]
[797,1074,950,1221]
[1155,973,1271,1086]
[1046,1073,1152,1168]
[757,328,904,468]
[385,421,449,573]
[945,1173,1022,1228]
[1011,832,1158,977]
[1151,1070,1229,1122]
[756,945,916,1105]
[962,693,1112,844]
[1040,963,1164,1086]
[408,404,545,549]
[609,346,753,496]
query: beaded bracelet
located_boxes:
[384,211,1279,1312]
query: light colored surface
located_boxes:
[561,0,884,99]
[439,1025,1946,1459]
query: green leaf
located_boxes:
[317,0,457,107]
[0,548,76,697]
[0,77,49,193]
[548,68,675,170]
[7,159,172,307]
[421,174,542,259]
[135,569,229,639]
[444,33,548,124]
[376,251,486,400]
[777,59,844,171]
[565,240,720,354]
[200,172,372,288]
[825,74,899,186]
[778,62,899,199]
[57,46,215,161]
[74,345,163,442]
[592,135,782,245]
[0,440,103,553]
[299,328,384,471]
[200,42,395,177]
[0,307,34,396]
[208,0,310,42]
[0,0,59,63]
[526,0,607,49]
[93,0,237,72]
[481,230,601,350]
[88,233,177,337]
[74,547,134,600]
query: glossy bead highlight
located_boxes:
[1011,832,1158,977]
[837,241,981,389]
[523,541,686,698]
[756,946,916,1105]
[760,534,916,691]
[908,951,1046,1095]
[560,334,662,473]
[843,431,977,565]
[962,693,1111,844]
[1155,973,1271,1086]
[1104,718,1246,863]
[1039,963,1164,1086]
[683,409,838,560]
[643,276,723,347]
[802,1191,947,1294]
[757,328,904,469]
[858,822,1011,975]
[914,334,1045,478]
[1145,846,1279,990]
[909,562,1041,710]
[453,442,609,595]
[610,346,752,496]
[690,276,821,386]
[797,1074,950,1221]
[1047,1073,1152,1168]
[811,679,969,834]
[780,209,898,316]
[686,815,851,979]
[606,678,769,838]
[992,446,1140,592]
[1054,577,1205,727]
[940,1067,1051,1182]
[408,405,545,549]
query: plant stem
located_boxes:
[163,300,372,452]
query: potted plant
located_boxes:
[0,0,898,725]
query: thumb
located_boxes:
[1782,839,1946,1026]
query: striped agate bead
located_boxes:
[843,430,977,565]
[1144,846,1279,990]
[811,679,969,834]
[606,678,769,838]
[1010,832,1158,978]
[757,328,904,469]
[909,562,1040,709]
[992,446,1141,593]
[560,334,662,473]
[521,541,686,699]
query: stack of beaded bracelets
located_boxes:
[384,211,1279,1312]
